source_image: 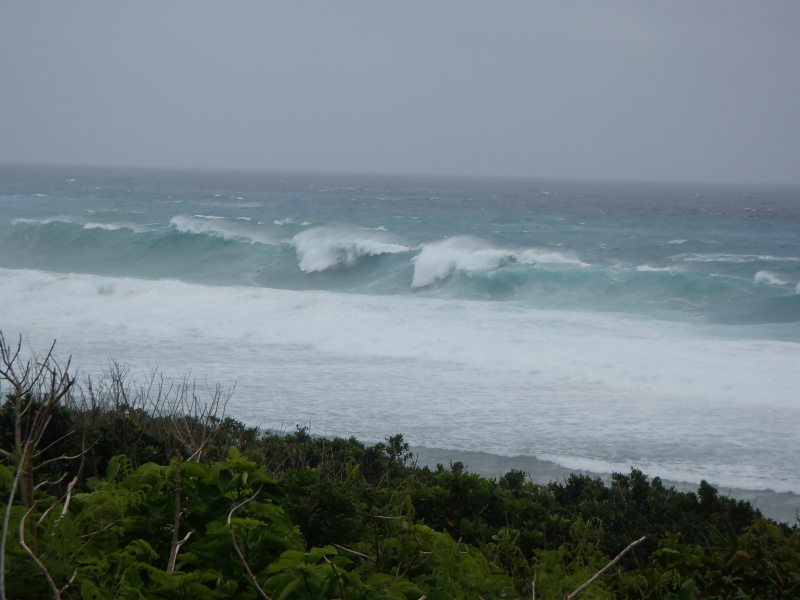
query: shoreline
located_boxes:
[411,445,800,526]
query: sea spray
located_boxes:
[291,226,414,273]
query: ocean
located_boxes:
[1,164,799,520]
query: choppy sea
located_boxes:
[1,165,799,518]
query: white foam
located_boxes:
[637,265,679,273]
[170,216,277,245]
[192,214,226,220]
[672,253,800,263]
[668,239,687,244]
[82,222,152,233]
[274,218,294,225]
[754,271,788,286]
[2,267,799,494]
[517,248,586,267]
[84,222,122,231]
[291,226,412,273]
[11,217,71,226]
[411,236,586,288]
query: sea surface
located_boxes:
[1,165,799,518]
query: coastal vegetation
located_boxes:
[1,332,798,599]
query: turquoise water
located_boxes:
[1,165,799,501]
[2,166,799,327]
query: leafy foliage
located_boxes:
[1,338,798,599]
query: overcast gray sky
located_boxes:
[1,1,798,184]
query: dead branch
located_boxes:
[332,544,378,564]
[227,486,271,600]
[322,555,346,600]
[565,536,646,600]
[34,472,69,492]
[36,431,76,458]
[394,528,432,582]
[34,440,100,470]
[1,438,30,600]
[58,570,77,595]
[19,504,61,600]
[78,520,117,540]
[60,476,79,518]
[166,532,193,573]
[166,459,184,572]
[35,475,76,526]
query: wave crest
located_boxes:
[754,271,789,286]
[291,226,412,273]
[411,236,586,288]
[170,216,277,245]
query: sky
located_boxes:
[1,1,798,185]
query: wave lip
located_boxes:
[291,226,412,273]
[83,222,154,234]
[754,271,789,286]
[170,215,277,245]
[637,265,680,273]
[411,236,586,288]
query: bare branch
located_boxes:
[58,570,77,595]
[322,555,346,600]
[167,460,184,572]
[228,487,271,600]
[36,430,76,457]
[565,536,646,600]
[1,438,30,600]
[79,521,117,540]
[166,532,193,573]
[19,504,61,600]
[331,544,377,564]
[60,476,79,517]
[34,472,69,492]
[34,440,100,470]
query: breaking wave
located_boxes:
[170,215,278,245]
[754,271,789,286]
[411,236,586,288]
[290,226,413,273]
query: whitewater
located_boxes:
[1,165,799,519]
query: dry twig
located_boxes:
[228,487,271,600]
[20,504,61,600]
[565,536,646,600]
